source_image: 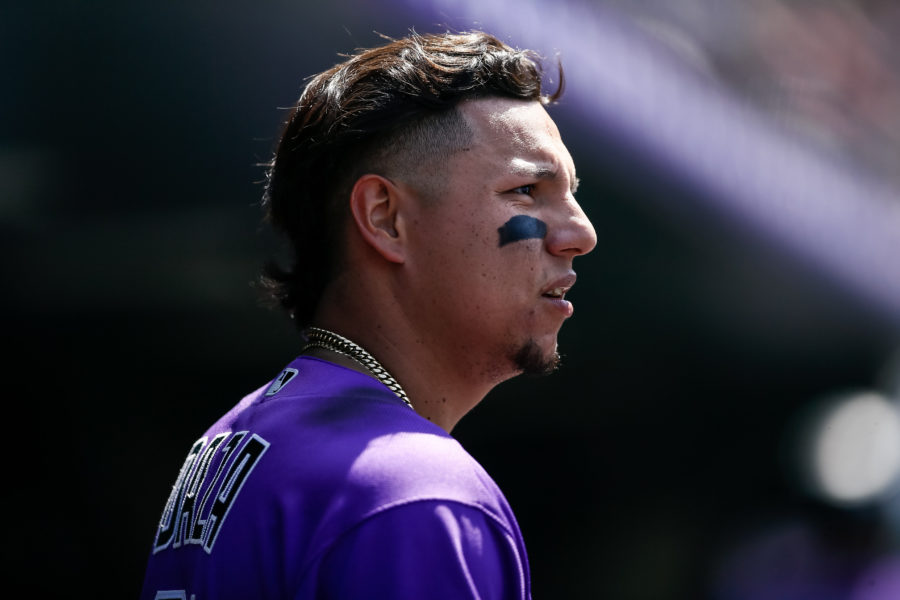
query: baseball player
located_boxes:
[141,30,596,600]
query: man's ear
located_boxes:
[348,174,406,264]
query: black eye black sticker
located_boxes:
[498,215,547,247]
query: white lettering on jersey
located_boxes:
[152,431,270,554]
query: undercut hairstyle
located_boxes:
[260,30,563,328]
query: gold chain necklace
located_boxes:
[302,327,413,410]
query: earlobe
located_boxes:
[349,174,406,264]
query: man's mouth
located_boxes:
[541,272,577,300]
[542,287,569,299]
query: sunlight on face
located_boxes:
[400,97,596,383]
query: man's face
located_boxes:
[400,97,597,383]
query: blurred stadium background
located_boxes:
[4,0,899,598]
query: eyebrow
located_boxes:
[510,164,580,194]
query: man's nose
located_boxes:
[546,196,597,258]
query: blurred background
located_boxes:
[4,0,900,598]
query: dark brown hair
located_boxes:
[261,30,562,328]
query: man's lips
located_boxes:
[541,272,577,299]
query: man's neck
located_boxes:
[310,300,500,432]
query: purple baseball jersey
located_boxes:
[140,356,531,599]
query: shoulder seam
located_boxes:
[296,497,516,589]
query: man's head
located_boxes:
[261,31,561,327]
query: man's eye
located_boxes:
[511,184,536,196]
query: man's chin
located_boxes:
[513,339,561,376]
